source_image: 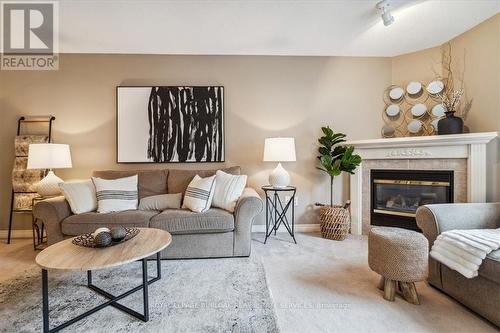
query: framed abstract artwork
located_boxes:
[117,86,224,163]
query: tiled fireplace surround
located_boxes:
[346,132,498,235]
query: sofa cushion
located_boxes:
[61,210,158,235]
[479,249,500,284]
[92,169,168,199]
[168,166,240,195]
[149,208,234,235]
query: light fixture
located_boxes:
[27,143,72,197]
[377,0,395,26]
[263,137,296,188]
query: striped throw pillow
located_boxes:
[182,175,216,213]
[92,175,138,213]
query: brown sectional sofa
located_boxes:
[33,166,263,259]
[416,203,500,327]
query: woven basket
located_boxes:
[320,205,351,241]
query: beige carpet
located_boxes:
[1,234,498,333]
[252,232,498,333]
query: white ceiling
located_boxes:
[58,0,500,57]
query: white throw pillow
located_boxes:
[212,170,247,212]
[92,175,138,213]
[59,180,97,214]
[182,175,216,213]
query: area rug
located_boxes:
[0,256,279,333]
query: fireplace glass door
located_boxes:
[371,170,454,231]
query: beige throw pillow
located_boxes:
[138,193,182,211]
[212,170,247,212]
[59,180,97,214]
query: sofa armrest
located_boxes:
[233,187,263,256]
[416,203,500,246]
[33,196,72,245]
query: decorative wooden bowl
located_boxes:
[72,228,140,248]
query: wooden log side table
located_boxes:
[35,228,172,333]
[262,185,297,244]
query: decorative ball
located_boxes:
[110,226,127,242]
[92,227,110,238]
[94,232,112,248]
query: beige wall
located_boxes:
[2,14,499,232]
[391,46,442,85]
[391,14,500,202]
[0,55,391,230]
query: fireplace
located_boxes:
[370,170,454,231]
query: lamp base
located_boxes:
[269,163,290,188]
[36,171,64,197]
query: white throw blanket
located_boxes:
[430,228,500,278]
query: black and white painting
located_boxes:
[117,86,224,163]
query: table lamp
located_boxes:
[263,137,296,188]
[27,143,72,197]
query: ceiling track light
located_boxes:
[376,0,395,26]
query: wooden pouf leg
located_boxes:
[377,276,385,291]
[383,278,396,301]
[400,282,420,305]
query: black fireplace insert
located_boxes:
[370,169,454,231]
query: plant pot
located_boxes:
[319,205,351,241]
[437,111,464,135]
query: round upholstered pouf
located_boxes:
[368,227,428,304]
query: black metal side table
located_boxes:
[32,196,55,250]
[262,185,297,244]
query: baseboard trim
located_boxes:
[252,224,320,233]
[0,229,33,239]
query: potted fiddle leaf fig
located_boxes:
[316,126,361,240]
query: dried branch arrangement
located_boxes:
[436,43,471,119]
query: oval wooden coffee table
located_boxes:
[36,228,171,333]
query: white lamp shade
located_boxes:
[27,144,72,169]
[263,137,296,162]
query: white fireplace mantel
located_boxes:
[345,132,498,235]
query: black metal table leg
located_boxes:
[142,258,149,321]
[42,252,162,332]
[273,192,277,235]
[291,192,296,243]
[264,195,269,244]
[156,252,161,279]
[42,269,49,333]
[32,217,38,251]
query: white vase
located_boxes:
[269,163,290,188]
[36,171,63,197]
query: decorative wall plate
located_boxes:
[406,81,422,95]
[407,119,423,133]
[385,104,400,117]
[381,125,396,138]
[389,87,404,101]
[432,104,446,117]
[411,103,427,117]
[382,77,449,138]
[427,80,444,94]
